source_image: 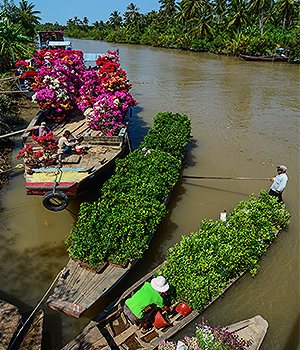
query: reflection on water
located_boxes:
[0,38,298,349]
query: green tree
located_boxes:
[0,10,34,72]
[181,0,203,22]
[274,0,299,33]
[124,2,141,30]
[226,0,250,32]
[15,0,41,37]
[189,3,214,39]
[109,11,122,29]
[250,0,272,34]
[159,0,177,26]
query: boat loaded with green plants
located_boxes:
[61,192,287,349]
[45,111,191,317]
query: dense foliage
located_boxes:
[37,1,300,61]
[0,0,41,72]
[140,111,192,158]
[159,190,290,311]
[66,111,191,267]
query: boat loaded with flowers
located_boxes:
[17,49,136,210]
[60,191,288,349]
[45,111,192,317]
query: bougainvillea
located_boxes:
[31,131,58,158]
[31,50,85,115]
[15,144,43,164]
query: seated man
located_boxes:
[123,276,170,333]
[57,130,78,166]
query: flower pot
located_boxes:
[25,162,39,169]
[42,158,56,166]
[152,310,170,328]
[108,260,129,268]
[80,261,108,274]
[175,302,192,316]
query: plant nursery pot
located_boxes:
[79,261,108,274]
[25,162,39,169]
[108,260,129,268]
[175,302,192,316]
[42,158,56,166]
[152,310,170,328]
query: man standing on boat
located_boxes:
[57,130,78,166]
[123,276,171,333]
[269,165,288,202]
[29,122,50,137]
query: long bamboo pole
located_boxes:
[182,175,269,180]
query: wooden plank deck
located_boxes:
[46,259,134,318]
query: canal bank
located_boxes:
[0,39,298,349]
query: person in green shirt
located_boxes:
[124,276,170,332]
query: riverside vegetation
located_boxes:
[37,1,300,62]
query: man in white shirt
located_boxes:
[269,165,288,202]
[57,130,78,166]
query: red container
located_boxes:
[175,301,192,316]
[75,146,83,155]
[152,310,170,328]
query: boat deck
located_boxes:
[46,259,134,318]
[23,108,128,196]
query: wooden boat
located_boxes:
[224,315,268,350]
[21,107,130,211]
[45,190,174,317]
[0,299,44,350]
[60,263,268,350]
[239,54,287,62]
[38,30,64,50]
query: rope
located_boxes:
[7,268,66,350]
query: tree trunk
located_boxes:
[281,7,287,34]
[261,7,264,35]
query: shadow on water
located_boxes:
[283,313,300,350]
[128,105,148,150]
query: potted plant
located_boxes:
[15,144,43,168]
[31,131,58,164]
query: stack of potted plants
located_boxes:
[15,144,43,168]
[65,111,191,270]
[157,190,290,312]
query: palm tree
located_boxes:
[16,0,41,38]
[189,3,214,39]
[109,11,122,29]
[181,0,203,22]
[274,0,298,33]
[212,0,226,25]
[226,0,250,32]
[0,11,34,72]
[250,0,272,34]
[159,0,177,26]
[174,2,188,32]
[124,2,141,29]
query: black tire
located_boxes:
[42,190,70,211]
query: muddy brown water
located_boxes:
[0,38,299,349]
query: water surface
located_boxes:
[0,38,298,349]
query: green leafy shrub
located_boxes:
[140,111,191,159]
[159,190,290,310]
[66,112,191,267]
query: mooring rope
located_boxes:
[7,268,66,350]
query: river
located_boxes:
[0,38,298,349]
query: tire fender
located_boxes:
[42,190,70,211]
